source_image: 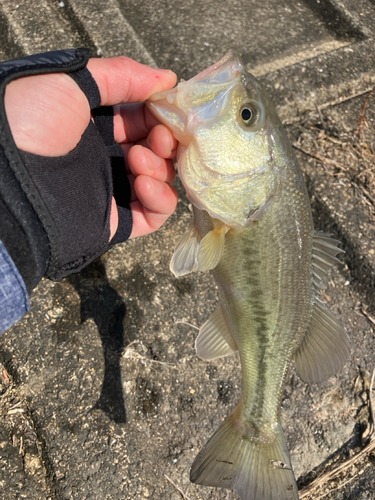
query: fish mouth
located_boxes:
[190,50,245,84]
[147,51,246,144]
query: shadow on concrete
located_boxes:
[67,259,127,424]
[301,0,366,41]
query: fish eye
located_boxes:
[240,104,258,126]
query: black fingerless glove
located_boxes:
[0,48,132,291]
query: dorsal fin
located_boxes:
[195,305,238,360]
[312,231,344,291]
[294,297,350,383]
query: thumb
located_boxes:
[87,56,177,105]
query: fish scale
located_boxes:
[147,50,350,500]
[213,168,313,429]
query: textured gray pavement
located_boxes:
[0,1,375,499]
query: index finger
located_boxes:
[113,103,173,145]
[87,56,177,105]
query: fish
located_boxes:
[146,51,351,500]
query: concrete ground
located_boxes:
[0,0,375,499]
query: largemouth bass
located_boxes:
[146,51,350,500]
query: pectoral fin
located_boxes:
[196,224,227,272]
[196,305,238,360]
[170,221,201,277]
[171,220,227,277]
[294,297,350,384]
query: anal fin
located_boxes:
[294,297,350,383]
[195,305,238,360]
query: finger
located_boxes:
[109,197,118,241]
[127,145,176,184]
[120,123,177,159]
[114,103,148,144]
[117,173,162,206]
[87,56,177,106]
[127,174,136,202]
[130,175,178,238]
[114,103,177,148]
[146,124,177,159]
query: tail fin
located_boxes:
[190,413,298,500]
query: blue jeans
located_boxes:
[0,240,29,333]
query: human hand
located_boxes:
[4,56,178,240]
